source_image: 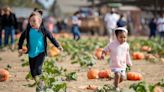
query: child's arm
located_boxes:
[126,46,132,66]
[101,43,111,59]
[18,30,27,56]
[45,28,63,51]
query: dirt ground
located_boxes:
[0,48,164,92]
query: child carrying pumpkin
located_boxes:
[18,11,63,90]
[101,27,132,92]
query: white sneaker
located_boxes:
[116,87,120,92]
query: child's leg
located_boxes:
[119,70,126,83]
[34,52,45,76]
[114,72,121,88]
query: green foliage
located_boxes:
[130,79,164,92]
[156,78,164,87]
[130,81,148,92]
[59,38,107,68]
[95,84,115,92]
[65,72,77,81]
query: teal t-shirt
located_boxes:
[28,28,45,58]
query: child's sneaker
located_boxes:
[115,87,121,92]
[36,81,45,92]
[39,80,44,90]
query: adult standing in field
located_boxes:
[71,11,81,41]
[0,7,4,48]
[2,6,18,50]
[104,8,120,42]
[117,14,127,28]
[157,12,164,39]
[148,17,157,38]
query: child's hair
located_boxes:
[33,8,43,16]
[115,27,128,37]
[29,12,42,20]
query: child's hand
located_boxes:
[126,65,131,72]
[58,46,63,51]
[18,49,27,57]
[18,49,23,57]
[100,51,105,60]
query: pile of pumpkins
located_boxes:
[87,68,110,79]
[87,68,142,81]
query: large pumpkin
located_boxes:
[132,52,145,60]
[98,70,111,78]
[127,72,142,81]
[95,48,103,59]
[0,69,9,82]
[87,68,99,79]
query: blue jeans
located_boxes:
[71,25,80,40]
[159,32,164,39]
[4,26,15,46]
[0,29,2,47]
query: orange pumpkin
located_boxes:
[87,68,99,79]
[22,46,28,53]
[98,70,111,78]
[141,46,151,52]
[0,69,9,82]
[145,54,156,60]
[127,72,142,81]
[132,52,145,60]
[48,47,60,57]
[95,48,103,59]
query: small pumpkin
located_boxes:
[95,48,103,59]
[48,47,60,57]
[22,46,28,53]
[0,69,9,82]
[127,72,142,81]
[98,70,111,78]
[132,52,145,60]
[145,54,156,60]
[141,46,151,52]
[87,68,99,79]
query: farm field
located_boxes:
[0,35,164,92]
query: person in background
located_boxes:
[71,11,81,40]
[0,7,4,48]
[2,6,18,50]
[101,27,132,92]
[157,12,164,39]
[148,17,157,38]
[117,14,127,28]
[104,8,120,42]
